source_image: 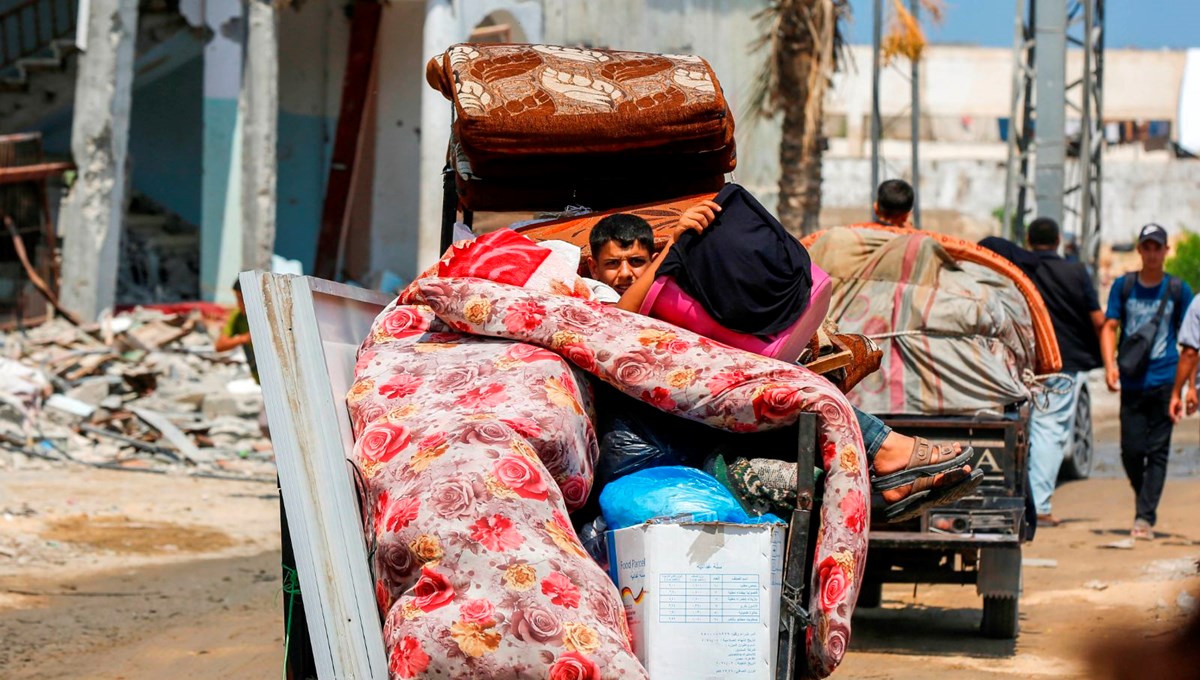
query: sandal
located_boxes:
[872,438,978,523]
[881,468,984,523]
[872,438,974,490]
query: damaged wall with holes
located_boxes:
[0,0,206,315]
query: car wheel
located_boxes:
[1058,384,1093,482]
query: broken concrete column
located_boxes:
[59,0,140,321]
[240,0,279,274]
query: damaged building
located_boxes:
[2,0,1198,325]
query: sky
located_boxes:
[843,0,1200,51]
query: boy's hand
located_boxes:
[676,200,722,235]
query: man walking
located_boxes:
[1101,223,1193,540]
[1023,218,1105,526]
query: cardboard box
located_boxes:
[607,522,785,679]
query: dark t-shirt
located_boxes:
[1030,250,1103,372]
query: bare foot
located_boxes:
[871,432,971,504]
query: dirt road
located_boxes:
[1,385,1197,679]
[0,468,283,679]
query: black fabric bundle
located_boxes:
[657,183,812,336]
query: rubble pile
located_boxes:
[0,308,275,483]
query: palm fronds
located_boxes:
[882,0,944,64]
[746,0,851,162]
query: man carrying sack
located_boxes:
[1101,223,1193,540]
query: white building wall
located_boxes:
[368,0,543,284]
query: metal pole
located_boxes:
[1078,0,1094,260]
[869,0,882,219]
[1014,0,1037,244]
[910,0,921,228]
[1003,0,1025,241]
[1033,0,1066,232]
[1090,0,1105,270]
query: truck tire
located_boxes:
[1059,384,1093,482]
[856,579,883,608]
[980,595,1019,639]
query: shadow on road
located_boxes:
[851,604,1018,658]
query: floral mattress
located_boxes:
[346,235,869,679]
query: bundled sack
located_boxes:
[806,227,1040,416]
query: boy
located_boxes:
[1101,223,1193,539]
[215,278,259,384]
[586,200,721,308]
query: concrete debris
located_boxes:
[0,308,274,483]
[1083,580,1109,591]
[116,199,201,305]
[1144,557,1200,581]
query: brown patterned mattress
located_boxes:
[427,44,736,210]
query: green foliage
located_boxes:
[991,206,1025,241]
[1166,230,1200,292]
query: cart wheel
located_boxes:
[856,579,883,608]
[980,595,1019,639]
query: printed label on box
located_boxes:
[607,522,785,679]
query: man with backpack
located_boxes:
[1101,223,1194,540]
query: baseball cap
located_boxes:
[1137,223,1168,246]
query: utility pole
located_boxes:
[1033,0,1066,236]
[909,0,922,228]
[1005,0,1104,266]
[869,0,923,228]
[869,0,882,215]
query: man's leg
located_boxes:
[1119,389,1148,496]
[1027,374,1077,516]
[1135,385,1175,526]
[852,406,891,467]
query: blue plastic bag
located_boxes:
[599,466,783,530]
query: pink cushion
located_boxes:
[638,264,831,363]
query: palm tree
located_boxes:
[750,0,851,236]
[750,0,942,235]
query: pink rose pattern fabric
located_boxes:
[350,301,646,679]
[414,277,871,677]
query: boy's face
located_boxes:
[588,240,652,295]
[1137,240,1168,270]
[234,290,246,313]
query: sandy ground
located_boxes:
[1,383,1197,679]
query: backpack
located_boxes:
[1117,274,1182,380]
